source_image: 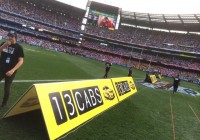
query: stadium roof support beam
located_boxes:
[162,14,167,23]
[148,13,152,28]
[178,14,184,24]
[134,12,138,26]
[194,14,200,23]
[162,14,169,30]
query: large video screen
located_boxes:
[88,10,117,30]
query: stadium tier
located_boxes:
[0,0,199,84]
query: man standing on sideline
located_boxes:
[173,74,180,94]
[103,62,112,78]
[128,66,133,77]
[0,31,24,108]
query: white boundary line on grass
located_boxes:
[0,79,86,83]
[0,78,143,83]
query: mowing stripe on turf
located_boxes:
[170,93,176,140]
[188,103,200,123]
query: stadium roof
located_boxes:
[121,11,200,32]
[57,0,200,15]
[24,0,200,32]
[54,0,200,32]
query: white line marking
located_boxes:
[0,79,84,83]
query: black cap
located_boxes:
[7,30,17,38]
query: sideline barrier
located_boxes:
[3,77,137,140]
[157,74,162,79]
[149,75,157,83]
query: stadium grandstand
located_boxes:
[0,0,199,84]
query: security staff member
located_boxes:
[0,31,24,108]
[128,66,133,77]
[103,62,112,78]
[173,74,180,94]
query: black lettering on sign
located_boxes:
[72,86,103,115]
[49,92,67,125]
[62,90,78,120]
[115,81,131,96]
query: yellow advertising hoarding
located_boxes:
[157,74,162,79]
[149,75,157,83]
[3,77,137,140]
[35,79,118,140]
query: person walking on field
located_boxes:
[103,62,112,78]
[128,66,133,77]
[173,74,180,94]
[0,31,24,108]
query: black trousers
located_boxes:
[173,85,178,93]
[0,72,16,106]
[104,70,109,78]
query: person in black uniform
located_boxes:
[103,62,112,78]
[0,31,24,108]
[173,74,180,94]
[128,66,133,77]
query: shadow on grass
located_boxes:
[0,110,49,140]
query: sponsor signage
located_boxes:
[149,75,157,83]
[3,79,116,140]
[111,77,137,101]
[3,77,137,140]
[157,74,162,79]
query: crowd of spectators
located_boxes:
[0,29,72,52]
[85,25,200,52]
[82,40,200,70]
[1,28,199,82]
[0,13,80,38]
[0,0,199,83]
[0,0,82,31]
[65,46,200,82]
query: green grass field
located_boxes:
[0,43,199,140]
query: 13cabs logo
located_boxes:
[49,86,104,125]
[103,86,115,100]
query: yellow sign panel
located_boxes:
[33,79,118,140]
[157,74,162,79]
[149,75,157,83]
[4,86,40,118]
[111,77,137,102]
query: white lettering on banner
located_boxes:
[88,89,97,106]
[75,91,84,112]
[64,94,75,116]
[72,86,103,115]
[84,90,92,109]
